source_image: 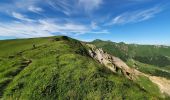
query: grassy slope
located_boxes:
[126,59,170,80]
[91,40,170,81]
[91,39,170,67]
[0,36,163,99]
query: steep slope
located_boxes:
[91,39,170,81]
[0,36,166,99]
[92,39,170,67]
[87,44,137,80]
[87,44,170,97]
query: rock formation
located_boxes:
[87,44,170,96]
[87,44,138,80]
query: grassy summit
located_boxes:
[0,36,163,99]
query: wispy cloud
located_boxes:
[0,19,92,38]
[0,0,107,38]
[28,6,44,13]
[91,22,99,29]
[0,21,52,38]
[12,12,34,22]
[108,6,163,25]
[46,0,103,16]
[47,0,73,16]
[0,0,42,15]
[78,0,103,12]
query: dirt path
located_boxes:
[149,76,170,96]
[135,69,170,96]
[0,56,32,98]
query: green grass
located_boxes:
[135,76,161,97]
[91,39,170,67]
[0,37,49,57]
[126,59,170,79]
[164,65,170,71]
[0,36,164,99]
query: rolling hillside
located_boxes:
[0,36,169,99]
[91,39,170,80]
[92,39,170,67]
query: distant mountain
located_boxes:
[91,39,170,67]
[0,36,169,99]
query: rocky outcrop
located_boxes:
[87,44,139,80]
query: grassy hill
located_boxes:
[91,39,170,80]
[0,36,167,99]
[91,39,170,67]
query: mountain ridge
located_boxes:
[92,39,170,47]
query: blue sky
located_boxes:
[0,0,170,45]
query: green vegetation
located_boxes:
[91,39,170,80]
[135,76,161,96]
[91,40,129,61]
[0,37,49,57]
[134,55,170,67]
[126,59,170,79]
[0,36,164,99]
[92,39,170,67]
[164,65,170,71]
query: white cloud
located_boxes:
[91,30,110,34]
[0,22,52,38]
[0,0,41,13]
[47,0,73,16]
[0,0,103,17]
[108,6,162,25]
[12,12,34,22]
[0,0,107,38]
[0,17,109,38]
[78,0,103,12]
[38,20,89,33]
[91,22,98,29]
[28,6,43,13]
[0,19,91,38]
[47,0,103,15]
